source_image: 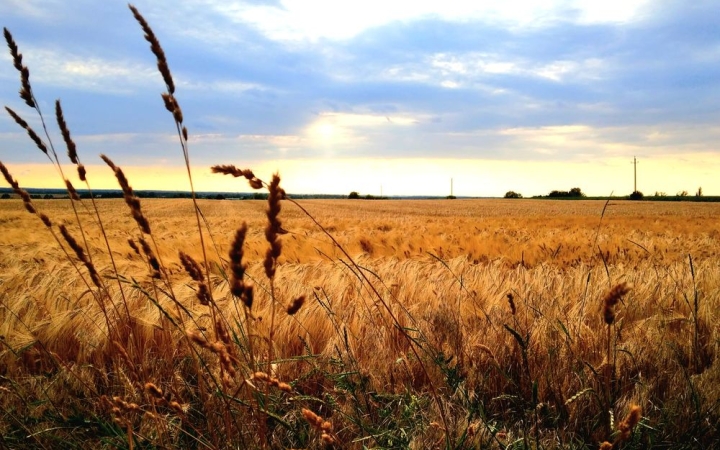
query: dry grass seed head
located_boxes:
[160,92,183,124]
[603,282,631,325]
[617,404,642,441]
[3,28,35,107]
[59,224,101,288]
[263,173,283,279]
[5,107,47,154]
[128,238,140,255]
[65,179,80,201]
[302,408,324,428]
[138,237,160,273]
[211,164,263,189]
[101,154,151,234]
[128,4,174,94]
[3,27,23,71]
[39,213,52,227]
[253,371,271,382]
[507,292,516,315]
[1,162,36,213]
[196,284,211,305]
[229,223,255,308]
[302,408,336,444]
[55,100,77,164]
[145,382,163,399]
[179,251,203,282]
[215,318,230,344]
[286,295,305,315]
[187,330,209,348]
[77,164,86,181]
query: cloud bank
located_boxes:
[1,0,718,195]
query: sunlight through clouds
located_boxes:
[306,112,419,148]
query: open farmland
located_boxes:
[1,197,719,448]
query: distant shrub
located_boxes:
[348,191,360,199]
[547,187,585,198]
[654,191,666,197]
[1,193,10,199]
[629,191,644,200]
[696,187,703,197]
[504,191,522,199]
[677,190,689,197]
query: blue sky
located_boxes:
[1,0,719,196]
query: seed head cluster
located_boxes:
[603,282,631,325]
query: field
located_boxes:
[1,196,719,449]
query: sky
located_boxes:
[1,0,719,197]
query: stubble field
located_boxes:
[1,196,719,449]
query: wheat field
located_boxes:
[1,196,719,448]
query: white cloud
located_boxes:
[0,0,67,21]
[432,53,607,82]
[202,0,651,43]
[370,52,607,90]
[15,46,157,93]
[179,79,267,93]
[307,111,417,132]
[574,0,651,24]
[441,80,460,89]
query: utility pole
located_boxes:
[632,156,638,192]
[380,184,383,198]
[450,178,454,197]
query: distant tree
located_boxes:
[348,191,360,199]
[504,191,522,199]
[547,188,584,198]
[677,190,689,197]
[446,195,457,200]
[654,191,666,197]
[629,191,644,200]
[696,187,703,197]
[568,187,585,197]
[1,193,10,199]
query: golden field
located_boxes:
[1,196,719,449]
